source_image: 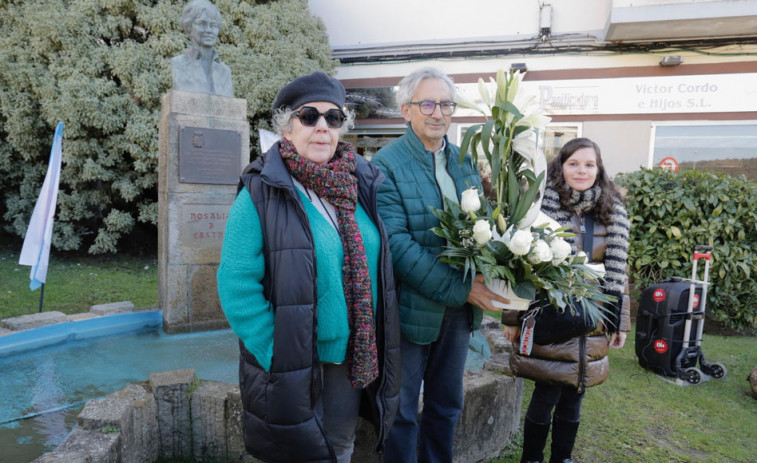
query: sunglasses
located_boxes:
[292,106,347,129]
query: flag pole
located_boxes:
[38,283,45,313]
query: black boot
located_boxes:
[520,417,551,463]
[549,417,580,463]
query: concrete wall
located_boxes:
[583,120,653,176]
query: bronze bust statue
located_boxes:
[171,0,234,97]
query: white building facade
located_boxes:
[308,0,757,178]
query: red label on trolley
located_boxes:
[692,293,700,308]
[653,288,666,302]
[694,252,712,261]
[654,339,668,354]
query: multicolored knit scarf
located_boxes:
[280,138,379,389]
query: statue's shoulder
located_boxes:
[171,54,189,66]
[219,60,231,72]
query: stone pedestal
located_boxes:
[158,91,249,333]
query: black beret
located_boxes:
[272,71,346,112]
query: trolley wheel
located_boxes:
[684,367,703,384]
[708,362,727,380]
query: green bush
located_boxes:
[616,168,757,331]
[0,0,335,254]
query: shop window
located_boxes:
[344,87,404,159]
[541,124,581,162]
[652,124,757,181]
[342,128,405,160]
[346,87,401,119]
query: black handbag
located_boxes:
[518,214,599,355]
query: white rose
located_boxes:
[508,229,532,256]
[460,188,481,213]
[528,239,552,264]
[574,251,588,264]
[472,220,492,246]
[550,238,572,265]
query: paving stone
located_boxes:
[149,369,195,459]
[77,383,158,463]
[90,301,135,316]
[32,427,119,463]
[191,381,238,460]
[68,313,99,322]
[2,311,68,331]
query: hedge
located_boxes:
[616,168,757,331]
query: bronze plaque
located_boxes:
[179,126,241,184]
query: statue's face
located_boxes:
[189,10,219,48]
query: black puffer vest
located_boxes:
[237,143,400,463]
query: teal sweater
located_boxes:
[218,186,380,371]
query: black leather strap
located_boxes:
[582,215,595,262]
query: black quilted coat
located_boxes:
[236,144,401,463]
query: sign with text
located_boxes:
[179,126,241,184]
[183,206,227,244]
[455,73,757,116]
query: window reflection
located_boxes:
[653,124,757,181]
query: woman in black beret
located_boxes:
[218,71,400,463]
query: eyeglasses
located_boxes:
[292,107,347,129]
[408,100,457,116]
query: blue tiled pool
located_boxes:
[0,313,239,463]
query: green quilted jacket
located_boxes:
[371,126,483,344]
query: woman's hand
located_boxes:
[609,331,627,349]
[503,325,521,343]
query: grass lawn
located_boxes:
[0,241,157,318]
[489,330,757,463]
[1,239,755,462]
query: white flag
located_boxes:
[258,128,280,153]
[19,122,64,290]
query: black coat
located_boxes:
[237,143,400,462]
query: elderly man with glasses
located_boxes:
[371,67,508,462]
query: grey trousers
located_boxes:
[320,363,362,463]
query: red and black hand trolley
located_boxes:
[635,245,727,385]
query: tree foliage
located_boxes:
[616,168,757,331]
[0,0,336,253]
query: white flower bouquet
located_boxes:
[430,70,613,319]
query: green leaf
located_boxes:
[480,119,496,165]
[500,100,524,119]
[512,171,545,227]
[507,162,519,211]
[460,124,482,164]
[513,280,536,300]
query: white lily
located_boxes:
[478,77,492,108]
[505,70,524,104]
[512,130,538,161]
[456,86,487,115]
